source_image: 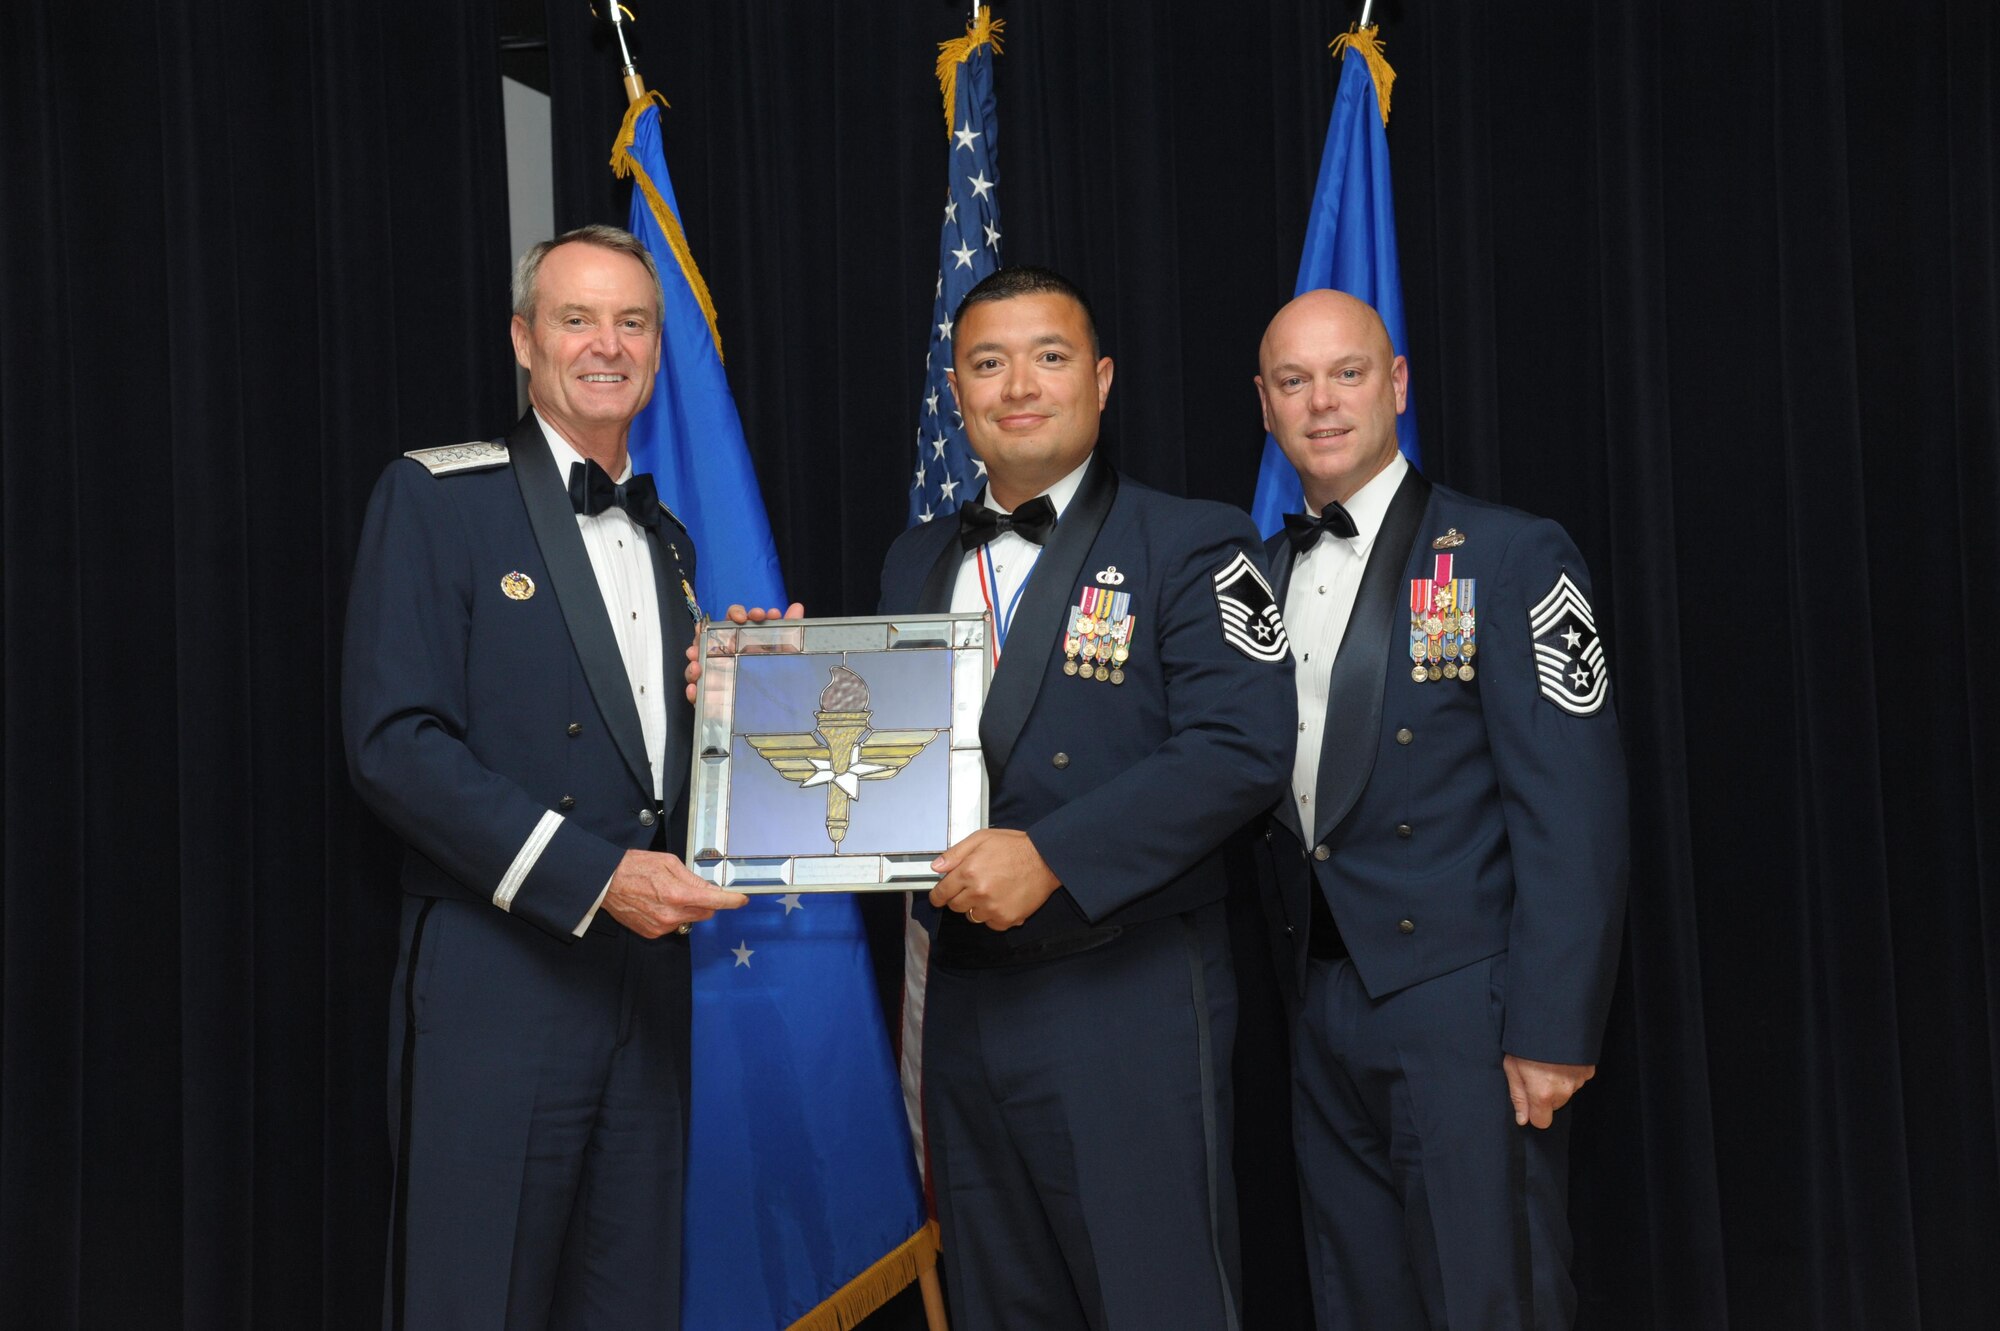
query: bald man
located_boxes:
[1247,290,1628,1329]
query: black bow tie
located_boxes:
[568,459,661,531]
[1283,502,1359,553]
[958,495,1057,550]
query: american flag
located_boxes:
[910,8,1004,526]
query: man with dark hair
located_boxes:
[343,225,748,1328]
[1251,288,1627,1329]
[877,264,1297,1328]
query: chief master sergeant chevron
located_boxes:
[1251,288,1628,1330]
[877,265,1297,1329]
[342,224,746,1329]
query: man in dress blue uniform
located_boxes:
[876,266,1297,1330]
[342,225,747,1329]
[1252,289,1628,1330]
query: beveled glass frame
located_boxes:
[685,613,991,893]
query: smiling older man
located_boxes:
[343,225,746,1329]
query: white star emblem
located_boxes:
[801,746,891,798]
[926,389,940,415]
[1570,665,1591,689]
[731,940,755,968]
[983,221,1001,249]
[918,506,936,523]
[1562,625,1583,650]
[938,477,959,502]
[943,199,958,225]
[932,434,948,459]
[967,171,994,200]
[952,242,977,269]
[938,316,954,341]
[777,893,804,915]
[954,122,982,151]
[913,461,926,489]
[972,458,988,478]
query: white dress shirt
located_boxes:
[1285,452,1409,819]
[948,459,1093,658]
[496,413,668,934]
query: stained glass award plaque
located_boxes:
[686,613,991,893]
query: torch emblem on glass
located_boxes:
[743,664,942,849]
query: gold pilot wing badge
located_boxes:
[742,664,943,849]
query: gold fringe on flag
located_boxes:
[1330,23,1396,126]
[784,1220,942,1331]
[610,89,726,362]
[935,8,1005,136]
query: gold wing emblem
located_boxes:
[742,731,832,784]
[852,729,941,779]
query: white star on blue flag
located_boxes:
[910,45,1003,527]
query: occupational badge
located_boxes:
[1530,572,1607,714]
[1408,555,1476,683]
[500,571,535,601]
[1213,550,1289,663]
[1431,527,1467,550]
[1094,565,1127,586]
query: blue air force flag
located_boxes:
[1250,25,1420,537]
[611,92,934,1330]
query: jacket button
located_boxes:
[639,808,657,827]
[1396,823,1412,839]
[1052,752,1070,769]
[1313,845,1330,862]
[1396,727,1413,745]
[558,795,575,810]
[567,722,583,737]
[1263,826,1274,842]
[1283,924,1296,938]
[1399,918,1415,934]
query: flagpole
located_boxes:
[605,1,646,101]
[1360,0,1375,26]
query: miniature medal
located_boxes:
[1410,576,1432,682]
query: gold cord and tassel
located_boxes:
[609,89,727,362]
[785,1219,942,1331]
[1330,23,1396,126]
[935,8,1005,136]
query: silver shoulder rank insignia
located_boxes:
[1529,573,1608,715]
[405,441,509,475]
[1213,551,1289,663]
[500,571,536,601]
[1431,528,1467,550]
[1094,565,1127,586]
